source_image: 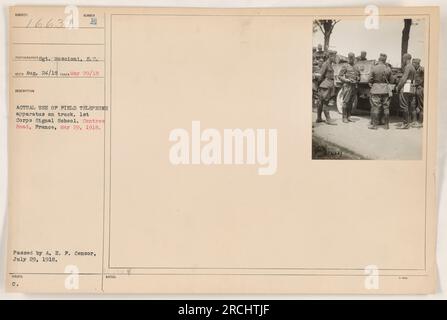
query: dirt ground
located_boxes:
[312,108,423,160]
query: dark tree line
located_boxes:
[314,18,414,67]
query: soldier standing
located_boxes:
[368,53,393,130]
[338,52,360,123]
[412,58,424,127]
[396,53,416,129]
[316,50,337,125]
[356,51,367,62]
[314,44,326,63]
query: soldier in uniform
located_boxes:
[316,50,337,125]
[412,58,424,127]
[368,53,393,130]
[356,51,367,62]
[314,44,326,63]
[396,53,416,129]
[338,52,360,123]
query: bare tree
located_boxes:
[314,20,340,51]
[401,19,412,66]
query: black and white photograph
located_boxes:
[312,18,426,160]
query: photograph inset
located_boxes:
[312,18,425,160]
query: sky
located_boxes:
[313,18,426,68]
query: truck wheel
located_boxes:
[337,89,359,114]
[336,90,343,114]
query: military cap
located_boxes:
[348,52,355,58]
[327,50,337,56]
[413,58,421,63]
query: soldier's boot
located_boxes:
[323,110,337,125]
[342,106,348,123]
[413,111,423,128]
[347,112,354,122]
[397,112,410,129]
[346,106,354,122]
[383,113,390,130]
[378,112,385,125]
[316,103,324,123]
[410,111,418,127]
[368,114,378,130]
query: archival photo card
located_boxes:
[6,6,439,294]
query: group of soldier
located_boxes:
[312,44,424,130]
